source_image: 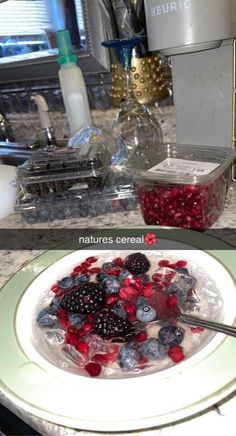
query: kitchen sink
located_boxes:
[0,140,66,167]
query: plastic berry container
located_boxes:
[15,184,138,224]
[130,144,236,230]
[17,143,111,196]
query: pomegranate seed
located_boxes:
[166,296,178,308]
[75,341,90,354]
[112,257,124,267]
[86,256,98,264]
[168,346,185,363]
[88,267,102,274]
[168,263,177,269]
[65,332,79,346]
[158,260,170,267]
[143,283,155,297]
[73,265,83,273]
[138,356,149,368]
[107,269,121,276]
[84,362,102,377]
[92,353,114,364]
[176,260,188,267]
[119,286,138,299]
[190,326,204,333]
[152,273,163,282]
[124,302,136,315]
[81,261,91,268]
[135,331,148,342]
[51,284,59,293]
[82,322,93,333]
[106,295,119,306]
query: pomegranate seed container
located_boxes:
[17,143,111,197]
[131,144,236,230]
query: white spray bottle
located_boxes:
[56,30,92,136]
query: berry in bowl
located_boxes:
[129,144,236,230]
[15,249,235,379]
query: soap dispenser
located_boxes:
[56,30,92,136]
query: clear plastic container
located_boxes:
[15,184,138,223]
[17,144,111,196]
[130,144,236,230]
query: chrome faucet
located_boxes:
[0,111,15,142]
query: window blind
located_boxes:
[0,0,52,37]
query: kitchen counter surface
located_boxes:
[0,184,236,436]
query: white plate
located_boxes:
[0,232,236,432]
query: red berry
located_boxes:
[143,283,155,297]
[106,295,119,306]
[124,302,136,316]
[112,257,124,267]
[92,353,115,364]
[82,322,93,333]
[168,346,185,363]
[166,296,178,308]
[75,341,90,354]
[81,261,91,268]
[135,331,148,342]
[107,269,121,276]
[152,273,163,282]
[158,260,170,267]
[51,284,60,294]
[176,260,188,267]
[73,265,83,273]
[84,362,102,377]
[190,326,204,333]
[168,263,177,269]
[86,256,98,264]
[88,267,102,274]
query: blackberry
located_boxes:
[60,282,105,314]
[93,309,135,339]
[124,253,150,275]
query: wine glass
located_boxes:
[102,36,163,168]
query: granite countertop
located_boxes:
[0,184,236,436]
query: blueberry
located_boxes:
[177,274,196,291]
[139,338,166,360]
[135,296,148,308]
[118,270,131,282]
[74,274,90,285]
[37,313,59,329]
[36,307,56,322]
[58,276,74,291]
[158,325,185,346]
[96,271,107,282]
[113,301,127,320]
[103,276,120,294]
[49,297,62,312]
[136,305,156,322]
[68,313,86,328]
[118,344,140,370]
[167,274,196,299]
[102,262,114,272]
[175,267,189,274]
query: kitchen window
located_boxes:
[0,0,85,63]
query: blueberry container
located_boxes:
[17,143,111,196]
[130,144,236,230]
[15,184,138,223]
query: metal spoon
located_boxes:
[140,313,236,338]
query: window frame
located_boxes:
[0,0,111,84]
